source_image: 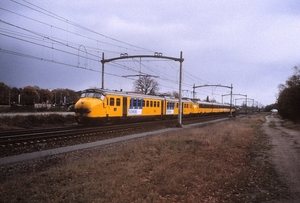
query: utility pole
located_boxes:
[193,84,233,117]
[177,51,183,127]
[102,52,104,89]
[101,51,184,126]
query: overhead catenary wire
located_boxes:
[9,0,155,53]
[0,0,226,98]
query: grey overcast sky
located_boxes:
[1,0,300,106]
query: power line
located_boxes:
[10,0,156,53]
[1,1,218,93]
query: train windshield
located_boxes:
[81,92,104,100]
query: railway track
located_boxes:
[0,114,230,158]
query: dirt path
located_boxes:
[263,115,300,202]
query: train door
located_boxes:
[161,100,164,116]
[107,96,122,117]
[123,97,127,117]
[182,102,186,115]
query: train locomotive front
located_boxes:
[74,89,107,124]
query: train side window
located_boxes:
[176,102,178,108]
[138,99,142,108]
[142,100,145,107]
[110,98,114,106]
[154,101,156,107]
[146,100,149,107]
[157,101,160,108]
[116,98,121,106]
[130,98,134,108]
[150,101,153,107]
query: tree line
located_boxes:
[265,66,300,121]
[0,75,166,107]
[277,66,300,121]
[0,82,80,106]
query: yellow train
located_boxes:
[74,88,235,124]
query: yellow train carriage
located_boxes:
[164,98,178,116]
[74,88,235,125]
[195,101,233,114]
[163,98,196,117]
[182,100,196,115]
[75,89,165,124]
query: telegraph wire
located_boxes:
[0,48,100,72]
[0,7,131,55]
[11,0,155,53]
[1,1,220,96]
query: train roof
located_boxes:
[82,88,187,101]
[82,89,232,106]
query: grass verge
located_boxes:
[0,114,75,130]
[0,113,287,202]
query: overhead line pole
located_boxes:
[101,51,184,127]
[193,84,233,117]
[178,51,183,127]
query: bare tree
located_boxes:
[21,86,40,105]
[133,75,159,95]
[277,66,300,120]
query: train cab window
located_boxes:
[86,93,94,98]
[94,93,100,98]
[150,101,153,107]
[116,98,121,106]
[110,98,115,106]
[81,91,105,100]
